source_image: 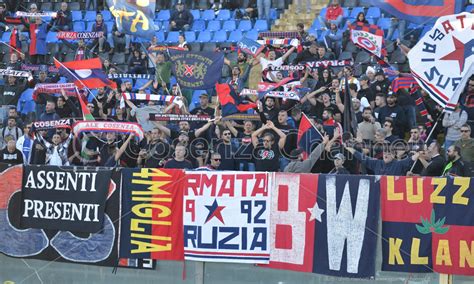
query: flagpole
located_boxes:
[0,41,25,57]
[53,57,100,104]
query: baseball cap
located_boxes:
[376,69,385,76]
[334,153,345,160]
[289,148,304,160]
[199,93,208,98]
[359,74,369,81]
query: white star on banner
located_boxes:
[308,202,324,222]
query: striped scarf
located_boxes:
[121,93,183,107]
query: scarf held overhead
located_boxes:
[121,93,184,107]
[73,121,145,141]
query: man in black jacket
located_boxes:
[443,145,472,177]
[169,2,194,31]
[417,142,445,176]
[50,2,72,31]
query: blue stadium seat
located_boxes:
[206,20,221,32]
[245,29,259,41]
[17,89,35,115]
[101,10,112,21]
[342,8,350,18]
[161,21,170,31]
[73,21,85,32]
[201,9,215,21]
[86,21,94,32]
[366,7,381,19]
[156,31,165,42]
[166,31,180,43]
[319,7,327,18]
[192,20,206,32]
[311,20,322,30]
[72,11,82,22]
[377,18,391,30]
[228,30,243,43]
[134,78,150,89]
[197,31,212,43]
[190,9,201,20]
[211,30,227,43]
[466,5,474,12]
[46,32,58,43]
[270,8,278,20]
[216,9,231,20]
[222,20,236,32]
[1,32,11,43]
[84,11,97,22]
[105,21,114,32]
[157,10,170,21]
[184,31,196,43]
[238,20,252,32]
[254,20,268,31]
[349,7,364,18]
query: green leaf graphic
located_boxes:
[416,224,431,234]
[435,226,450,234]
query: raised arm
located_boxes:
[280,46,296,62]
[224,120,238,137]
[251,123,268,147]
[152,121,171,137]
[114,134,134,162]
[267,121,287,149]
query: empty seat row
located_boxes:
[152,30,260,44]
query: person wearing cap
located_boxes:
[170,2,194,31]
[371,70,390,94]
[345,144,419,176]
[358,74,375,108]
[190,93,214,127]
[284,134,329,173]
[377,93,406,138]
[328,153,350,174]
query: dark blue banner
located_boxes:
[312,175,380,278]
[237,37,265,57]
[169,50,225,90]
[107,0,156,39]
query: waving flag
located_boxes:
[297,113,323,160]
[237,37,265,57]
[169,50,224,90]
[216,83,256,116]
[54,58,116,89]
[350,22,386,59]
[107,0,156,39]
[367,0,466,25]
[407,12,473,112]
[391,76,419,93]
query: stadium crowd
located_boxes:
[0,0,472,177]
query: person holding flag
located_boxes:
[284,134,329,173]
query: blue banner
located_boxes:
[169,50,225,90]
[312,175,380,278]
[108,0,156,40]
[237,37,265,57]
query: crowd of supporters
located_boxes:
[0,1,473,177]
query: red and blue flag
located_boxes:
[297,113,323,159]
[367,0,466,24]
[216,83,257,116]
[54,58,116,89]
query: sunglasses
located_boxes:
[461,130,470,132]
[223,133,231,136]
[213,158,221,161]
[410,131,418,134]
[263,139,272,143]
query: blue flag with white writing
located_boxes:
[237,37,265,57]
[312,175,380,278]
[169,50,225,90]
[107,0,156,40]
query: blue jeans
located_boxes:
[85,0,97,10]
[387,18,406,40]
[239,162,256,171]
[403,105,416,130]
[279,157,290,172]
[257,0,271,21]
[319,15,343,28]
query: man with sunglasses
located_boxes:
[252,121,287,172]
[454,124,474,163]
[214,129,237,170]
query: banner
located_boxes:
[108,73,153,80]
[257,38,299,47]
[108,0,156,40]
[120,168,185,260]
[33,83,78,99]
[0,69,32,79]
[57,31,104,40]
[240,89,301,101]
[20,166,111,233]
[32,119,72,131]
[55,58,116,89]
[149,113,211,122]
[21,64,59,73]
[15,11,57,18]
[183,171,271,263]
[367,0,465,25]
[381,176,474,275]
[122,92,183,107]
[407,12,473,112]
[0,164,122,266]
[73,121,145,141]
[237,37,265,57]
[169,50,224,90]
